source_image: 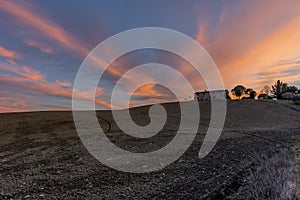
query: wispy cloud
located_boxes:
[0,0,116,111]
[0,1,206,110]
[0,46,18,59]
[0,1,83,53]
[55,80,71,87]
[0,62,44,81]
[0,59,110,112]
[0,73,111,111]
[0,0,121,77]
[196,0,300,89]
[0,96,67,113]
[24,39,53,54]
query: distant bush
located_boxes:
[293,95,300,105]
[282,92,296,100]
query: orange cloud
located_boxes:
[24,39,53,54]
[0,73,111,109]
[56,80,72,87]
[0,1,82,52]
[0,46,18,59]
[0,62,45,81]
[133,83,168,97]
[0,1,122,110]
[0,106,28,113]
[95,87,104,96]
[0,1,198,110]
[2,0,299,112]
[0,0,122,77]
[0,60,110,110]
[196,0,300,90]
[0,98,67,113]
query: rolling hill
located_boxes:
[1,100,300,199]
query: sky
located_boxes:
[1,0,300,112]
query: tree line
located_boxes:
[231,80,300,102]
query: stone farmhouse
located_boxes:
[194,90,227,101]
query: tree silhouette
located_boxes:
[272,80,287,99]
[286,86,298,93]
[231,85,246,100]
[249,90,257,99]
[245,88,253,96]
[225,90,231,100]
[245,88,257,99]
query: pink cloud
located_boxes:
[0,1,122,78]
[56,80,72,87]
[0,59,110,111]
[0,62,45,81]
[24,39,53,54]
[195,0,300,90]
[0,97,67,113]
[0,73,111,111]
[0,45,18,59]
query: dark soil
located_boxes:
[1,101,300,199]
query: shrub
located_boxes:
[282,92,296,100]
[231,149,298,200]
[293,95,300,105]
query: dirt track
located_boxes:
[1,101,300,199]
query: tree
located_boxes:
[272,80,287,99]
[286,86,298,93]
[260,85,271,94]
[249,90,257,99]
[231,85,246,100]
[245,88,253,95]
[225,89,231,100]
[245,88,257,99]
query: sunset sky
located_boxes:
[1,0,300,112]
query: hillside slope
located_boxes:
[1,101,300,199]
